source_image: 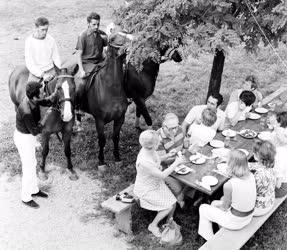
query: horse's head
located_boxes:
[49,69,76,122]
[107,32,133,58]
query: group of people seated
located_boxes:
[133,75,287,241]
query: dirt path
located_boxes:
[0,167,129,250]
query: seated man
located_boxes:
[74,12,108,131]
[228,75,263,107]
[187,108,217,147]
[182,92,225,135]
[225,90,256,127]
[25,17,61,83]
[157,113,185,207]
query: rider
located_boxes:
[25,16,62,84]
[74,12,108,131]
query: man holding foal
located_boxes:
[25,17,62,83]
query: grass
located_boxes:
[1,0,287,249]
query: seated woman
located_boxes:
[228,75,263,107]
[198,150,256,241]
[249,140,276,216]
[225,90,256,127]
[133,130,184,237]
[187,108,217,147]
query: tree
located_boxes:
[114,0,287,97]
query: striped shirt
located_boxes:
[157,127,184,157]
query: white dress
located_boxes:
[133,149,176,211]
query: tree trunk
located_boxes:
[206,49,225,101]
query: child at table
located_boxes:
[249,140,276,216]
[228,75,263,107]
[133,130,185,237]
[198,150,256,241]
[225,90,256,127]
[187,108,217,147]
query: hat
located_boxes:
[139,130,159,149]
[163,113,179,128]
[26,81,42,99]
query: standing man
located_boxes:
[14,81,59,208]
[182,92,225,135]
[25,17,62,83]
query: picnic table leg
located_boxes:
[115,206,132,234]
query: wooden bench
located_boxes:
[261,85,287,106]
[199,195,287,250]
[101,184,135,234]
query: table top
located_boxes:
[171,111,270,196]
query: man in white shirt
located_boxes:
[182,93,225,135]
[25,17,62,83]
[225,90,256,127]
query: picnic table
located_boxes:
[171,110,270,196]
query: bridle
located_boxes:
[47,74,75,117]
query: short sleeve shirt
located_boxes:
[184,104,225,131]
[76,29,107,63]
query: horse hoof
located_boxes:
[98,164,107,172]
[114,161,123,167]
[39,172,48,181]
[69,172,79,181]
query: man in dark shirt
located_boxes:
[74,12,108,132]
[14,81,58,208]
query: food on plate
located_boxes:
[239,129,257,139]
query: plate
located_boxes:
[202,176,218,186]
[248,113,261,120]
[222,129,237,137]
[255,107,268,114]
[189,153,206,164]
[239,129,257,139]
[238,148,249,156]
[258,131,272,141]
[175,165,192,175]
[209,139,224,148]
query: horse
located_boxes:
[124,46,182,129]
[77,34,129,167]
[8,67,77,180]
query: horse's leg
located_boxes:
[113,114,125,164]
[135,105,141,129]
[62,129,78,180]
[133,97,152,128]
[39,132,50,180]
[95,119,106,167]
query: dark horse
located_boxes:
[77,34,129,166]
[124,46,182,128]
[9,67,77,180]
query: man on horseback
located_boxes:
[74,12,108,131]
[25,17,62,84]
[14,81,60,208]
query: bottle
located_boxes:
[224,135,231,148]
